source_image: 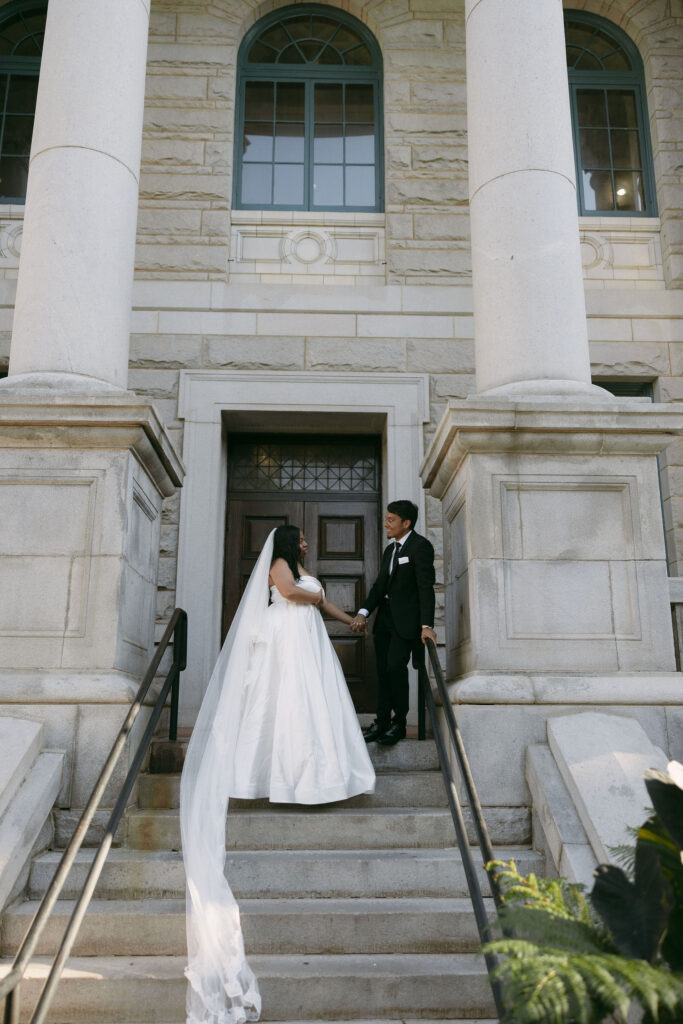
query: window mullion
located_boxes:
[603,86,617,212]
[305,77,314,211]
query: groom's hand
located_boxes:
[421,626,437,645]
[350,615,367,634]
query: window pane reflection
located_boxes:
[241,163,272,205]
[345,165,374,206]
[314,123,343,163]
[7,75,37,113]
[608,90,638,127]
[577,89,607,127]
[274,164,304,205]
[346,84,373,121]
[275,123,304,162]
[0,155,28,198]
[243,122,273,162]
[611,130,641,168]
[582,170,613,211]
[345,124,374,164]
[276,82,305,120]
[315,84,343,122]
[245,81,274,121]
[579,128,610,167]
[615,171,644,211]
[313,164,343,206]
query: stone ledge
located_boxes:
[421,397,683,498]
[0,392,184,496]
[444,672,683,706]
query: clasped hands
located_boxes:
[349,614,436,646]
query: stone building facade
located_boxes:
[0,0,681,854]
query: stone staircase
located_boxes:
[1,740,543,1022]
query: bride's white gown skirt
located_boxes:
[231,577,375,804]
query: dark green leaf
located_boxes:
[590,848,672,962]
[644,770,683,849]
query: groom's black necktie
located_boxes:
[388,541,401,588]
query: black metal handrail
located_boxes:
[1,608,188,1024]
[415,638,506,1019]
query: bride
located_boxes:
[180,524,376,1024]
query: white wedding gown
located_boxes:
[232,574,376,804]
[180,531,375,1024]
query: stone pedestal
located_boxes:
[0,395,184,814]
[421,398,683,808]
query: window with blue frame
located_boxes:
[0,1,45,204]
[234,5,383,212]
[565,11,657,216]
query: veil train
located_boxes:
[179,531,276,1023]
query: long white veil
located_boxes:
[179,531,275,1024]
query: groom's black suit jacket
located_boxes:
[363,530,435,640]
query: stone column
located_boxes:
[4,0,150,393]
[465,0,602,398]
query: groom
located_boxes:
[350,500,436,746]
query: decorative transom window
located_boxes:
[564,11,656,216]
[234,5,383,212]
[0,0,46,203]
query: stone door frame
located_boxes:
[176,369,430,726]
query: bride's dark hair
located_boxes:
[271,525,302,581]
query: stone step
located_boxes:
[126,807,529,852]
[0,751,65,910]
[30,846,542,900]
[0,953,496,1021]
[138,771,448,810]
[147,739,441,776]
[78,1020,498,1024]
[0,719,45,824]
[2,896,495,957]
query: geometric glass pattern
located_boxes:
[565,19,631,71]
[247,9,372,66]
[0,2,46,203]
[234,4,382,212]
[228,439,380,494]
[564,11,656,216]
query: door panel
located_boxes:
[304,501,379,712]
[223,499,302,638]
[223,435,380,712]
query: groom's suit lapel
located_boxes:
[387,531,417,592]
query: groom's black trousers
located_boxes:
[373,603,413,728]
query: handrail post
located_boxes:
[1,609,188,1024]
[4,985,19,1024]
[170,611,187,742]
[415,642,508,1020]
[417,654,426,741]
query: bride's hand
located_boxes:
[316,590,325,608]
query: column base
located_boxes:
[423,398,683,677]
[0,371,127,395]
[0,394,184,812]
[479,378,614,401]
[435,671,683,809]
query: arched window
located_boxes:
[564,11,656,216]
[0,0,46,203]
[234,5,383,211]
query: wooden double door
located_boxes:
[223,435,381,712]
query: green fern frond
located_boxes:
[485,937,683,1024]
[496,904,614,954]
[488,859,594,924]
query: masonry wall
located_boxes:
[0,0,680,649]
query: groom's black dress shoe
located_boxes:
[363,722,389,743]
[376,723,406,746]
